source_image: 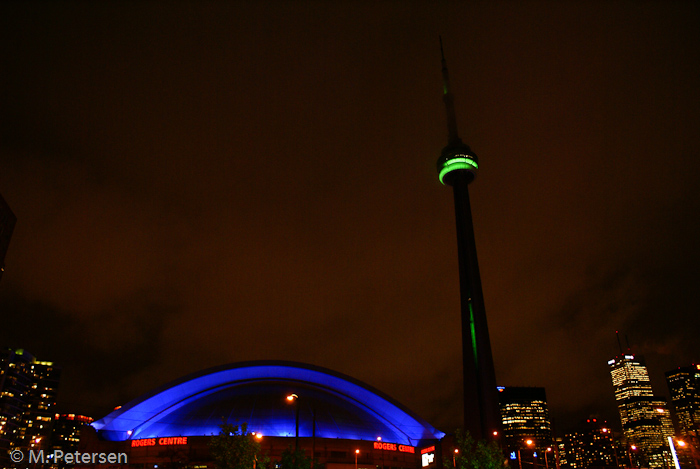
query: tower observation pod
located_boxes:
[437,145,479,186]
[436,38,501,442]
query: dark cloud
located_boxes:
[0,287,172,414]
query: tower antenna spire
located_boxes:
[436,38,479,187]
[440,36,461,146]
[616,331,624,355]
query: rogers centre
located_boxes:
[81,361,447,469]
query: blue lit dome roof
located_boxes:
[92,361,444,446]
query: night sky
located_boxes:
[1,1,699,435]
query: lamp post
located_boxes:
[518,439,534,469]
[286,394,317,467]
[453,448,459,467]
[544,447,552,469]
[378,437,385,469]
[286,394,300,451]
[628,444,637,469]
[252,433,263,469]
[677,439,700,469]
[668,437,682,469]
[355,449,360,469]
[517,448,523,469]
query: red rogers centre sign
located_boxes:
[373,442,415,453]
[131,437,188,447]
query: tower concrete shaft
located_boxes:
[451,172,501,440]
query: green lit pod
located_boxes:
[437,145,478,186]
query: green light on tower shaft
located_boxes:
[438,155,478,185]
[469,301,478,366]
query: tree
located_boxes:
[163,447,190,469]
[209,421,268,469]
[278,446,313,469]
[448,429,506,469]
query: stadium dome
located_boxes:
[91,361,444,446]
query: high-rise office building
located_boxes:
[0,348,33,455]
[436,40,500,442]
[0,348,61,462]
[665,364,700,436]
[51,414,94,454]
[22,357,61,452]
[497,386,553,453]
[608,353,673,468]
[0,193,16,282]
[558,418,618,469]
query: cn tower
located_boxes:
[436,39,501,441]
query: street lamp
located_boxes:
[286,394,300,450]
[668,436,683,469]
[518,439,535,469]
[492,431,503,451]
[544,447,552,469]
[628,444,638,468]
[517,441,532,469]
[355,449,360,469]
[286,393,317,467]
[673,438,700,469]
[453,448,459,467]
[251,433,263,469]
[526,440,537,469]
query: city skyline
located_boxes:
[1,2,699,435]
[1,347,694,469]
[1,344,695,439]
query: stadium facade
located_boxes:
[81,361,446,469]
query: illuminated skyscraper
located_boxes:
[51,414,94,454]
[497,387,552,452]
[0,193,16,282]
[608,353,673,468]
[436,40,500,440]
[665,365,700,436]
[0,348,61,462]
[610,354,653,424]
[559,418,618,469]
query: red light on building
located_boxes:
[373,442,414,453]
[131,437,188,448]
[131,439,157,447]
[159,437,188,446]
